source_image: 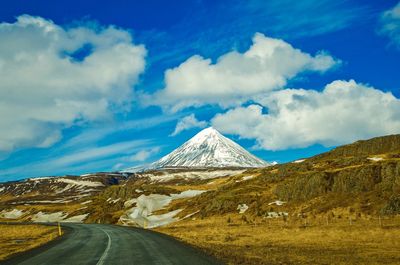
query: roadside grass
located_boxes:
[157,215,400,265]
[0,224,59,261]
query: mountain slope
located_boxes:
[1,133,399,226]
[144,127,269,169]
[175,134,400,219]
[312,134,400,160]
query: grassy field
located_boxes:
[157,215,400,265]
[0,224,59,261]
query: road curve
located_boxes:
[1,224,220,265]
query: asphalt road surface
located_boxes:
[2,224,220,265]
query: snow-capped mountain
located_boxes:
[125,127,270,172]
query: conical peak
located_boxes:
[196,127,219,135]
[124,126,270,171]
[188,127,225,145]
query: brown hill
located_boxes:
[176,134,400,219]
[1,133,399,224]
[312,134,400,159]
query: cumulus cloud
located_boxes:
[0,15,146,153]
[148,33,339,112]
[379,2,400,47]
[212,80,400,150]
[170,114,208,136]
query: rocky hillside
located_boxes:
[312,134,400,159]
[177,134,400,220]
[0,134,399,226]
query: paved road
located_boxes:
[2,224,220,265]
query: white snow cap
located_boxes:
[149,127,270,168]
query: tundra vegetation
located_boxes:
[157,215,400,265]
[0,224,59,261]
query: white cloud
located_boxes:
[0,139,152,180]
[0,15,146,153]
[148,33,339,112]
[212,80,400,150]
[63,114,180,150]
[51,140,150,167]
[379,2,400,47]
[128,147,161,162]
[170,114,208,136]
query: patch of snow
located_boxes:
[63,213,89,223]
[121,190,207,228]
[55,184,74,194]
[265,212,288,218]
[109,198,121,204]
[135,189,143,193]
[0,209,24,219]
[237,204,249,214]
[0,187,5,193]
[32,211,67,222]
[170,190,207,199]
[124,198,136,208]
[28,177,52,181]
[368,156,384,162]
[293,159,305,163]
[80,200,92,205]
[236,175,255,182]
[56,178,104,187]
[182,210,200,220]
[143,169,245,183]
[242,175,254,181]
[25,199,72,204]
[268,200,286,206]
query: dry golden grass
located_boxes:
[157,215,400,265]
[0,224,59,261]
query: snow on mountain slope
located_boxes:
[125,127,269,172]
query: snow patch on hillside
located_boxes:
[265,212,288,218]
[63,213,89,223]
[32,211,68,222]
[237,204,249,214]
[268,200,286,206]
[142,169,244,182]
[236,175,255,182]
[0,209,25,219]
[120,190,207,228]
[368,156,384,162]
[109,198,121,204]
[56,178,104,187]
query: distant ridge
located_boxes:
[312,134,400,160]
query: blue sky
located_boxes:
[1,0,400,181]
